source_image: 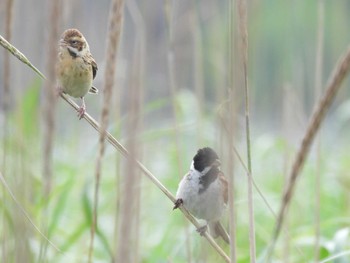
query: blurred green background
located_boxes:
[1,0,350,262]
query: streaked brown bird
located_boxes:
[56,28,98,119]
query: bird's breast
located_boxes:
[57,51,93,98]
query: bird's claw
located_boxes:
[196,225,208,236]
[77,106,86,120]
[173,198,183,210]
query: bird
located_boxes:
[56,28,98,119]
[173,147,230,243]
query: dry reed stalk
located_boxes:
[127,1,146,261]
[227,93,237,263]
[116,40,142,263]
[88,0,125,261]
[228,0,237,261]
[269,44,350,259]
[39,0,61,260]
[42,0,60,202]
[2,0,13,113]
[314,1,324,261]
[2,0,14,261]
[165,2,193,262]
[1,38,231,263]
[60,93,231,263]
[166,0,184,180]
[192,1,204,147]
[0,35,45,80]
[236,0,256,262]
[115,1,144,262]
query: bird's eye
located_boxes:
[70,40,78,45]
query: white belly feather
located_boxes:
[176,169,226,222]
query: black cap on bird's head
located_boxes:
[193,147,220,172]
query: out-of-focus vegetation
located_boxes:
[1,0,350,262]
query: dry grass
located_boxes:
[40,0,61,260]
[237,0,256,262]
[1,0,14,261]
[270,43,350,259]
[89,0,125,261]
[2,2,350,262]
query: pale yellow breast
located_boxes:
[56,49,93,98]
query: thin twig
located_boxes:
[60,93,231,263]
[0,0,14,262]
[269,44,350,259]
[89,0,125,261]
[2,0,14,260]
[228,0,237,262]
[237,0,256,262]
[0,35,46,80]
[1,35,231,263]
[39,0,61,260]
[124,1,145,262]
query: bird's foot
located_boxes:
[77,97,86,120]
[77,106,86,120]
[173,198,183,210]
[197,225,208,236]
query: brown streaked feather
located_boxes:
[219,172,228,204]
[82,53,98,80]
[62,29,83,41]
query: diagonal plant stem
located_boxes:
[0,35,46,80]
[60,93,231,262]
[268,44,350,260]
[1,33,231,263]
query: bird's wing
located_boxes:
[91,57,98,80]
[83,53,98,80]
[219,172,228,205]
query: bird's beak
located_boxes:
[212,159,221,167]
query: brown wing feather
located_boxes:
[219,172,228,204]
[82,52,98,80]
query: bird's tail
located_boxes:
[209,221,230,244]
[88,86,98,94]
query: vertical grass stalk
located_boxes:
[89,0,125,262]
[165,1,193,262]
[0,36,230,262]
[1,0,14,261]
[39,0,61,261]
[192,0,204,147]
[237,0,256,262]
[228,0,237,262]
[269,44,350,259]
[313,0,324,261]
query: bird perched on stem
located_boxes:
[174,147,230,243]
[56,28,98,119]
